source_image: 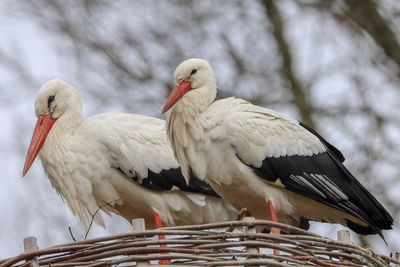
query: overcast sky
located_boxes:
[0,6,135,258]
[0,0,398,259]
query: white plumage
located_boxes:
[23,79,237,229]
[163,58,392,236]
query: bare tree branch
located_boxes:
[343,0,400,68]
[260,0,315,128]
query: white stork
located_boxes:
[162,58,393,240]
[22,79,238,231]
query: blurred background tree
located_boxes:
[0,0,399,257]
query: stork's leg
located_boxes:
[153,212,170,265]
[267,200,280,233]
[267,199,280,255]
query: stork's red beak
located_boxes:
[22,114,56,177]
[161,80,191,115]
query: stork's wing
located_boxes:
[210,98,392,233]
[299,122,345,162]
[86,113,218,197]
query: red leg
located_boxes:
[268,200,278,224]
[153,211,165,229]
[267,199,280,255]
[153,212,170,264]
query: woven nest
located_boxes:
[0,219,398,267]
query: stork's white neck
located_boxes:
[40,108,83,162]
[166,82,217,182]
[170,82,217,121]
[52,109,83,139]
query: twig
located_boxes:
[1,219,397,267]
[227,208,251,232]
[68,227,76,242]
[85,199,121,240]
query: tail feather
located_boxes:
[346,220,388,245]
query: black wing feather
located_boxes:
[119,167,219,198]
[299,122,345,162]
[247,150,393,235]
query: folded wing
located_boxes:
[216,98,392,235]
[89,113,219,197]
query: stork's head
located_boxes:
[161,58,216,114]
[22,79,82,177]
[34,79,81,119]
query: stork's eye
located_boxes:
[190,68,197,75]
[48,95,55,109]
